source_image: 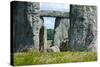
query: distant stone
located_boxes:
[40,10,69,18]
[60,38,69,51]
[39,19,47,52]
[47,45,60,52]
[53,17,69,51]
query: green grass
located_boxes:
[13,52,97,66]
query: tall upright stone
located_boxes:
[39,18,47,52]
[68,5,97,51]
[26,2,46,52]
[12,1,33,52]
[43,26,47,52]
[53,17,69,51]
[12,1,42,52]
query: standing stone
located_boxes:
[53,17,69,51]
[26,2,44,52]
[39,18,47,52]
[68,5,97,51]
[43,26,47,52]
[12,1,34,52]
[12,1,42,52]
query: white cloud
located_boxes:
[40,2,69,12]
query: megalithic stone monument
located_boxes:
[68,5,97,51]
[53,17,69,51]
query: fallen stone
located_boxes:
[47,45,60,52]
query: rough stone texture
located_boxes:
[53,17,69,51]
[12,1,45,52]
[26,2,41,52]
[47,45,60,52]
[60,38,69,51]
[43,26,47,52]
[12,1,34,52]
[68,5,97,52]
[39,18,47,52]
[12,1,97,52]
[40,10,69,18]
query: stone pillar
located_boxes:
[26,2,41,52]
[68,5,97,51]
[39,17,47,52]
[43,26,47,52]
[53,17,69,51]
[12,1,34,52]
[12,1,41,52]
[39,25,47,52]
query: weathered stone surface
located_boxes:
[68,5,97,52]
[12,1,34,52]
[39,18,47,52]
[26,2,41,52]
[12,1,97,52]
[12,1,42,52]
[43,26,47,52]
[60,38,69,51]
[47,45,60,52]
[53,17,69,51]
[40,10,69,18]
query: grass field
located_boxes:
[13,52,97,66]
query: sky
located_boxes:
[40,2,69,29]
